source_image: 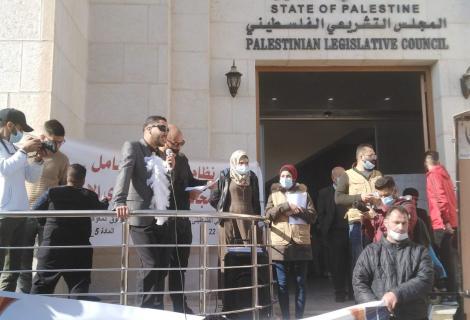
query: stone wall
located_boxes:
[0,0,54,133]
[50,0,89,139]
[87,0,170,149]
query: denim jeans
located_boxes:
[349,222,363,271]
[274,260,308,320]
[428,245,447,279]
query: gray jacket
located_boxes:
[112,139,163,226]
[353,237,433,320]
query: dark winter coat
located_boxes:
[353,237,433,320]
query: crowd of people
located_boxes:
[0,109,461,320]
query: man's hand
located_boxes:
[166,153,175,170]
[382,292,398,312]
[35,148,52,162]
[445,222,454,234]
[363,208,377,220]
[361,193,374,203]
[116,205,130,220]
[189,190,202,201]
[21,136,42,153]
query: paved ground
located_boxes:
[191,276,458,319]
[97,274,458,319]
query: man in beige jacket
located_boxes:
[335,143,382,270]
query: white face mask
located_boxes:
[235,164,249,175]
[388,229,409,242]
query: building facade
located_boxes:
[1,0,470,310]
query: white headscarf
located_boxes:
[229,150,250,186]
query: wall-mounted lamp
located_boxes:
[461,67,470,99]
[225,60,242,98]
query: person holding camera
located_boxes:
[0,108,45,291]
[366,176,417,243]
[334,143,382,271]
[1,120,69,293]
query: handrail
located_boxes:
[0,210,268,221]
[0,210,273,319]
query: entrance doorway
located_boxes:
[258,68,433,309]
[258,69,432,200]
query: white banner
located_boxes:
[61,140,264,246]
[302,300,389,320]
[0,291,203,320]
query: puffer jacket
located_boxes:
[353,238,433,320]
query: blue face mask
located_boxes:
[235,164,249,175]
[363,160,376,170]
[9,129,23,144]
[280,177,293,190]
[382,195,395,207]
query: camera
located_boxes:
[352,200,370,213]
[41,140,58,153]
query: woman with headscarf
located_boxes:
[209,150,261,250]
[265,164,316,320]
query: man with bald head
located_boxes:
[317,166,352,302]
[159,124,208,313]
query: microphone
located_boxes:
[165,148,174,171]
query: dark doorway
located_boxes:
[259,71,426,196]
[259,70,428,303]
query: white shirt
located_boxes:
[0,139,43,213]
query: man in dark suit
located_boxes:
[161,124,209,313]
[317,166,351,302]
[112,115,173,309]
[31,164,108,297]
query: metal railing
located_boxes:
[0,210,274,319]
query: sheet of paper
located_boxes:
[286,192,307,208]
[185,179,218,192]
[286,192,308,224]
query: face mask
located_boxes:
[363,159,375,170]
[280,177,293,189]
[388,229,409,242]
[235,164,249,175]
[9,129,23,144]
[381,195,395,207]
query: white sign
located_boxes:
[61,140,264,246]
[0,291,203,320]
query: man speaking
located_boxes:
[112,115,173,309]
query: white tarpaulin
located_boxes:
[61,140,264,246]
[0,291,204,320]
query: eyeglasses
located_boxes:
[148,124,169,133]
[167,139,185,147]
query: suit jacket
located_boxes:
[112,138,162,226]
[317,185,347,238]
[168,153,206,211]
